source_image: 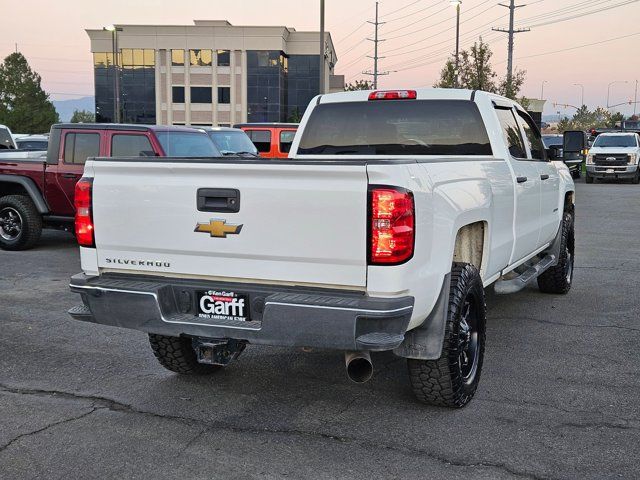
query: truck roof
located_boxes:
[316,88,507,104]
[597,131,638,136]
[51,123,201,133]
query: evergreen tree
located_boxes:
[435,38,526,100]
[345,79,374,91]
[0,53,59,133]
[70,109,95,123]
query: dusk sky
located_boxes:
[2,0,639,116]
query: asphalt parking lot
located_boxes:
[1,179,638,480]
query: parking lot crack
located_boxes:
[0,406,99,453]
[493,316,640,333]
[0,382,547,479]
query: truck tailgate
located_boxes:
[90,160,369,288]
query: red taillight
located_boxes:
[368,90,417,101]
[75,178,94,248]
[369,187,414,265]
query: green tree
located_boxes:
[287,107,302,123]
[607,111,624,128]
[557,117,572,134]
[434,59,457,88]
[435,38,526,100]
[345,79,373,91]
[70,109,95,123]
[0,53,58,133]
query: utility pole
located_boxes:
[363,1,388,89]
[319,0,325,94]
[573,83,584,107]
[493,0,529,96]
[634,80,638,116]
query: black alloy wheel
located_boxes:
[0,207,23,241]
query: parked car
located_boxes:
[68,89,578,408]
[543,134,581,178]
[585,132,640,184]
[15,134,49,151]
[201,127,258,156]
[0,123,219,250]
[234,123,298,158]
[0,124,17,150]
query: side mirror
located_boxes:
[563,130,588,161]
[546,146,559,160]
[562,130,589,161]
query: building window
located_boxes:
[217,50,230,67]
[217,123,231,127]
[191,87,212,104]
[218,87,230,104]
[144,49,155,66]
[121,49,155,68]
[172,86,185,103]
[93,52,114,67]
[190,49,212,67]
[171,49,185,66]
[63,133,100,165]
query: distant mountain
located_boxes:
[52,96,95,122]
[542,114,563,123]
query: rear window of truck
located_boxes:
[297,100,492,156]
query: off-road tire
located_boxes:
[632,168,640,184]
[407,263,486,408]
[148,334,221,375]
[585,173,594,184]
[571,168,581,179]
[0,195,42,251]
[537,211,575,294]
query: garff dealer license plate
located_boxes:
[197,290,250,321]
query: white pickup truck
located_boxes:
[585,132,640,184]
[69,89,578,407]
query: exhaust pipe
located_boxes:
[345,351,373,384]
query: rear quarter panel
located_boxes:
[367,158,514,330]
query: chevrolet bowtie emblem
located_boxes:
[194,219,243,238]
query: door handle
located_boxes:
[540,174,550,180]
[516,176,528,183]
[61,173,79,179]
[197,188,240,213]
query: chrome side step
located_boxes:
[493,254,557,295]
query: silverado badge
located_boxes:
[194,219,243,238]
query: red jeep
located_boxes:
[0,123,219,250]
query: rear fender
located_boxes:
[0,174,49,213]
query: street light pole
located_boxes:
[607,80,628,109]
[450,0,462,88]
[541,80,547,99]
[319,0,325,94]
[573,83,584,107]
[104,25,122,123]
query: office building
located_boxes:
[86,20,342,126]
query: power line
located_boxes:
[496,30,640,63]
[525,0,640,28]
[381,0,441,24]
